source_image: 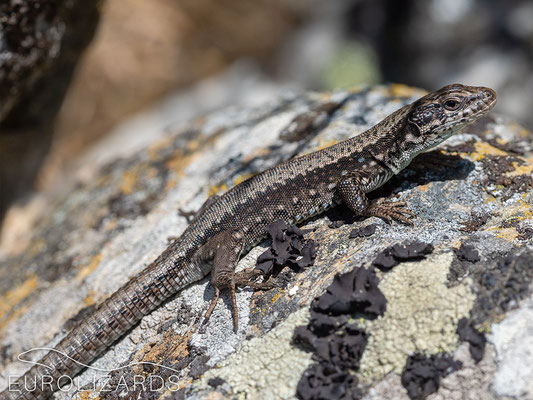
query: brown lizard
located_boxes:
[1,84,496,399]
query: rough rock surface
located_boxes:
[0,84,532,399]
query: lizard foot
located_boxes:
[364,200,415,226]
[177,208,195,223]
[202,269,273,333]
[234,268,274,290]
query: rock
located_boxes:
[0,0,101,222]
[0,84,532,399]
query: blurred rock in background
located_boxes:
[1,0,532,238]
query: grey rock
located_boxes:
[0,84,532,399]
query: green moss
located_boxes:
[322,41,381,89]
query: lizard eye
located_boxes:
[443,98,461,111]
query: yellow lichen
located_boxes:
[119,170,138,195]
[388,83,427,98]
[316,139,339,151]
[234,173,255,186]
[83,290,96,306]
[75,254,103,281]
[468,142,508,161]
[0,275,38,320]
[208,183,227,197]
[508,160,533,177]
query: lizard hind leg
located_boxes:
[196,229,247,332]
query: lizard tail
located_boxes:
[1,254,206,399]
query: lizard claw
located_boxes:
[364,200,415,226]
[234,269,274,290]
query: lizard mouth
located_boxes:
[480,87,497,110]
[456,87,497,126]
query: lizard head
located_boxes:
[407,84,497,148]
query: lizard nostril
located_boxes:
[483,88,497,105]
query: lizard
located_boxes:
[1,84,496,399]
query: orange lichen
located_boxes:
[508,160,533,177]
[165,150,202,178]
[75,254,103,281]
[75,390,99,400]
[486,227,519,241]
[388,83,426,98]
[0,275,38,320]
[147,135,175,160]
[415,184,430,193]
[83,290,96,306]
[133,329,193,376]
[234,173,255,186]
[208,183,227,197]
[120,170,138,195]
[316,139,339,151]
[468,142,508,161]
[271,292,283,304]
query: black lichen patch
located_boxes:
[372,241,434,271]
[294,266,387,400]
[312,267,387,320]
[469,250,533,325]
[207,377,226,388]
[457,318,486,363]
[401,353,462,400]
[295,324,368,370]
[454,243,480,263]
[256,220,317,278]
[296,362,362,400]
[480,155,533,198]
[349,224,377,238]
[188,349,211,380]
[294,240,438,399]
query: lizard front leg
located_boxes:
[337,175,414,225]
[195,229,271,332]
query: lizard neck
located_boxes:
[350,104,436,175]
[343,106,417,175]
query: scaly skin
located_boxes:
[1,84,496,399]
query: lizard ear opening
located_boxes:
[408,105,436,129]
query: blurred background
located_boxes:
[1,0,532,240]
